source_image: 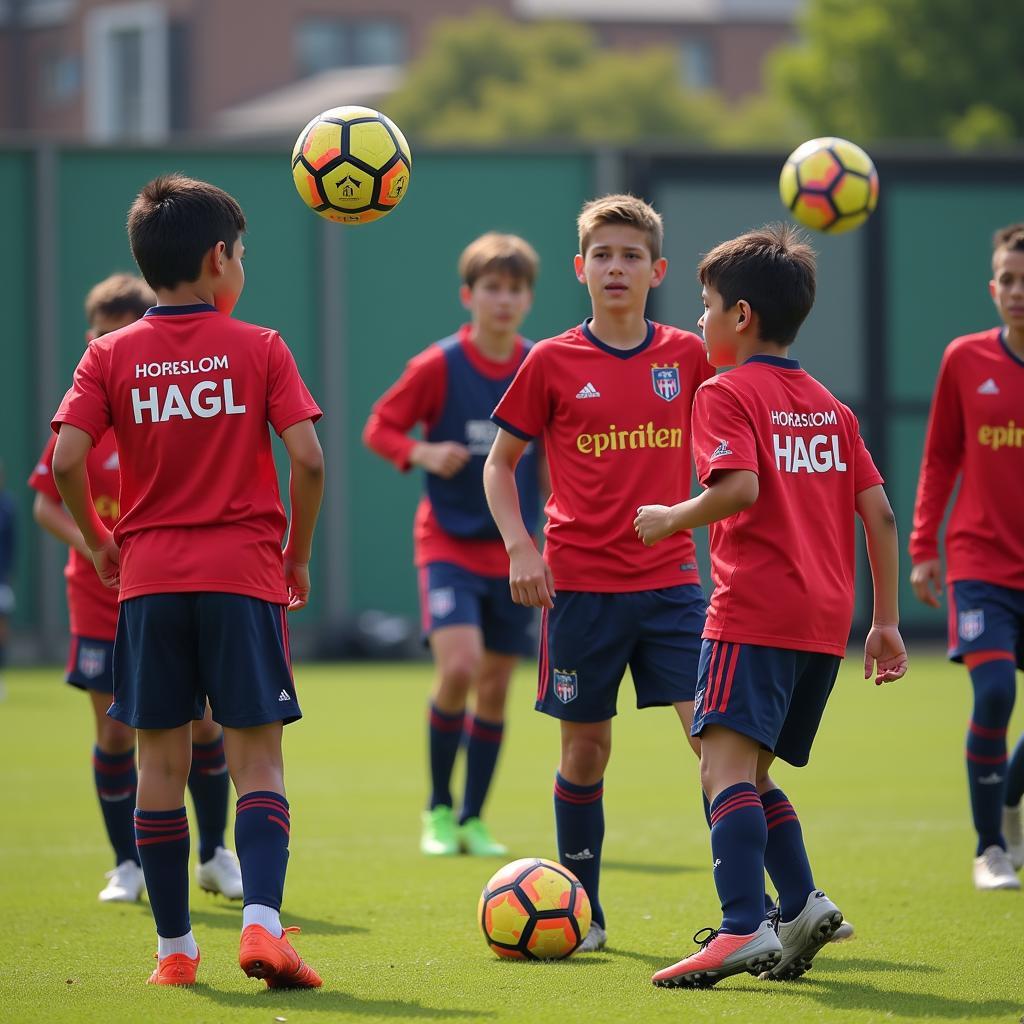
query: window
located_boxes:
[679,37,714,90]
[295,17,405,77]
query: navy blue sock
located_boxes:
[1006,734,1024,808]
[761,788,815,921]
[706,789,774,914]
[709,783,767,935]
[135,807,191,938]
[188,735,230,864]
[554,773,605,928]
[966,656,1016,853]
[235,791,290,911]
[428,704,464,810]
[93,746,139,866]
[460,715,504,824]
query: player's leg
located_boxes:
[190,703,241,898]
[1001,607,1024,870]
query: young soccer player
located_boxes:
[910,223,1024,890]
[29,273,242,904]
[635,224,907,987]
[484,195,713,952]
[363,233,542,858]
[50,175,325,989]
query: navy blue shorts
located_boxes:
[419,562,536,658]
[110,593,301,730]
[536,584,705,723]
[692,640,842,768]
[66,635,114,693]
[948,580,1024,670]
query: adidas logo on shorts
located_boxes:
[278,690,291,702]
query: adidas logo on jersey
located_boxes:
[575,382,601,399]
[710,440,733,461]
[278,690,291,702]
[977,378,1000,395]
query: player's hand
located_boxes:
[634,504,677,546]
[284,558,311,611]
[415,442,471,479]
[863,624,908,685]
[910,559,943,608]
[508,543,555,609]
[91,535,120,589]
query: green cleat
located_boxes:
[458,817,509,856]
[421,805,459,856]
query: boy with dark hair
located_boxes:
[635,223,907,987]
[910,222,1024,890]
[51,175,325,989]
[484,195,713,952]
[30,272,242,905]
[364,232,542,858]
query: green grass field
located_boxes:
[4,655,1023,1023]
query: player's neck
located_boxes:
[1004,324,1024,359]
[155,282,217,308]
[588,309,648,350]
[470,323,518,361]
[736,338,791,364]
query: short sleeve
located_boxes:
[51,343,111,443]
[491,344,550,440]
[691,381,758,486]
[27,433,62,502]
[853,432,884,493]
[267,334,323,436]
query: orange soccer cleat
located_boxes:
[147,950,200,986]
[239,924,322,989]
[652,921,781,989]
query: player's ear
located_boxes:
[459,283,473,310]
[573,253,586,284]
[649,257,668,288]
[735,300,752,332]
[989,279,997,302]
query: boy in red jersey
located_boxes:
[484,195,713,952]
[364,233,542,858]
[50,176,324,989]
[30,273,242,905]
[910,223,1024,890]
[635,224,906,988]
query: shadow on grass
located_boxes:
[604,946,667,968]
[820,956,940,975]
[601,860,698,876]
[192,983,494,1018]
[187,905,369,936]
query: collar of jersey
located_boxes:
[999,326,1024,368]
[744,354,801,370]
[144,303,218,317]
[581,318,654,359]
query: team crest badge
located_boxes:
[651,363,681,402]
[428,587,455,620]
[79,645,106,679]
[553,669,578,704]
[958,609,985,642]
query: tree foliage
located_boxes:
[771,0,1024,147]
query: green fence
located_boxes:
[4,144,1023,657]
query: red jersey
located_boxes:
[910,328,1024,590]
[691,355,883,656]
[52,304,321,604]
[492,320,713,592]
[363,325,529,576]
[28,429,120,640]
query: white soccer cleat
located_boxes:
[760,890,843,980]
[831,918,855,941]
[195,846,244,899]
[973,845,1021,890]
[576,922,607,953]
[1002,804,1024,871]
[99,860,145,903]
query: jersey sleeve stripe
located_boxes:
[490,414,534,442]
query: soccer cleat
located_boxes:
[576,922,608,953]
[760,890,843,980]
[421,805,459,856]
[147,950,200,986]
[652,920,781,988]
[99,860,145,903]
[831,918,855,941]
[196,846,244,899]
[239,924,322,989]
[973,845,1022,890]
[1003,804,1024,871]
[458,817,508,857]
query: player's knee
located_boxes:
[97,716,135,755]
[438,655,480,696]
[190,716,222,745]
[561,735,609,782]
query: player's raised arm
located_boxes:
[484,428,554,609]
[281,419,325,611]
[856,483,908,685]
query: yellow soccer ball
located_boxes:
[291,105,412,225]
[779,137,879,235]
